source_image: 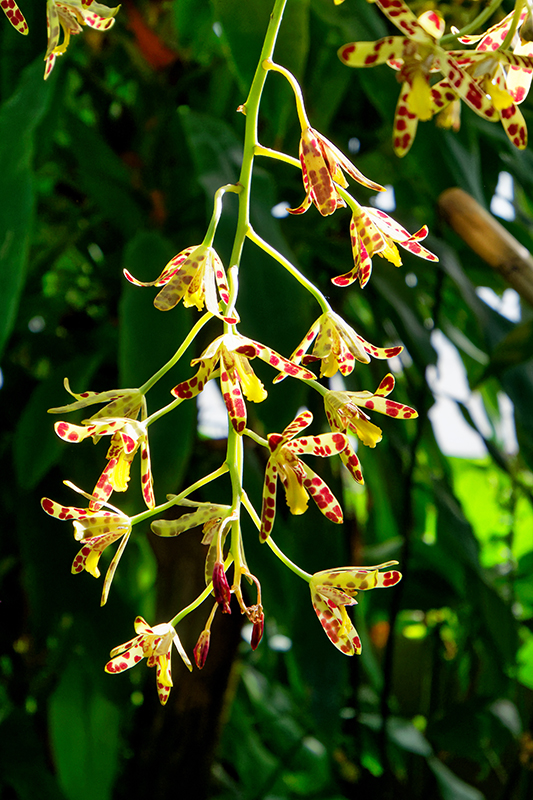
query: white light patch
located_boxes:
[268,634,292,652]
[303,737,326,757]
[426,329,489,457]
[387,354,403,374]
[370,184,396,212]
[490,171,515,221]
[241,623,253,644]
[212,21,223,37]
[476,286,521,322]
[28,315,45,333]
[0,368,3,390]
[88,243,104,263]
[497,392,519,455]
[348,137,361,154]
[271,201,290,219]
[197,380,228,439]
[329,373,346,392]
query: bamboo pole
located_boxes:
[439,187,533,308]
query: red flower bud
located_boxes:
[250,614,264,651]
[213,562,231,614]
[193,629,211,669]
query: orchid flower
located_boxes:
[275,311,403,381]
[260,411,347,540]
[333,205,438,288]
[105,617,192,705]
[324,374,418,483]
[172,333,316,434]
[54,417,154,510]
[41,488,131,605]
[288,127,384,216]
[310,561,402,655]
[45,0,120,79]
[124,244,237,322]
[338,0,498,156]
[48,378,146,422]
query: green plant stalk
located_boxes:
[500,0,525,50]
[440,0,506,44]
[247,227,332,314]
[130,464,229,525]
[228,0,289,274]
[222,0,289,581]
[139,311,212,397]
[241,491,311,581]
[204,184,242,247]
[263,59,310,129]
[170,553,234,627]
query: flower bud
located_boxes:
[250,614,264,651]
[213,562,232,614]
[193,629,211,669]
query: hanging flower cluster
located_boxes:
[40,0,530,707]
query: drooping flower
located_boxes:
[45,0,120,80]
[447,48,533,149]
[333,205,438,288]
[275,311,403,381]
[54,417,154,510]
[172,333,316,434]
[124,244,237,321]
[105,616,192,705]
[41,489,131,605]
[338,0,498,156]
[324,374,418,483]
[48,378,146,422]
[427,9,533,149]
[288,127,384,216]
[260,411,347,540]
[1,0,28,34]
[310,561,402,655]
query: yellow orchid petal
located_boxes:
[108,451,132,492]
[85,549,102,579]
[378,239,403,267]
[283,466,309,515]
[407,71,433,121]
[484,77,514,111]
[234,354,267,403]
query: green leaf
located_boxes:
[479,317,533,381]
[66,113,144,238]
[428,756,485,800]
[0,710,67,800]
[386,717,432,757]
[0,59,54,357]
[49,657,121,800]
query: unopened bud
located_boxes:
[213,562,231,614]
[193,629,211,669]
[250,614,264,651]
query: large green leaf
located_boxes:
[0,59,54,357]
[49,657,121,800]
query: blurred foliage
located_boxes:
[1,0,533,798]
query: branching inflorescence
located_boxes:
[5,0,525,703]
